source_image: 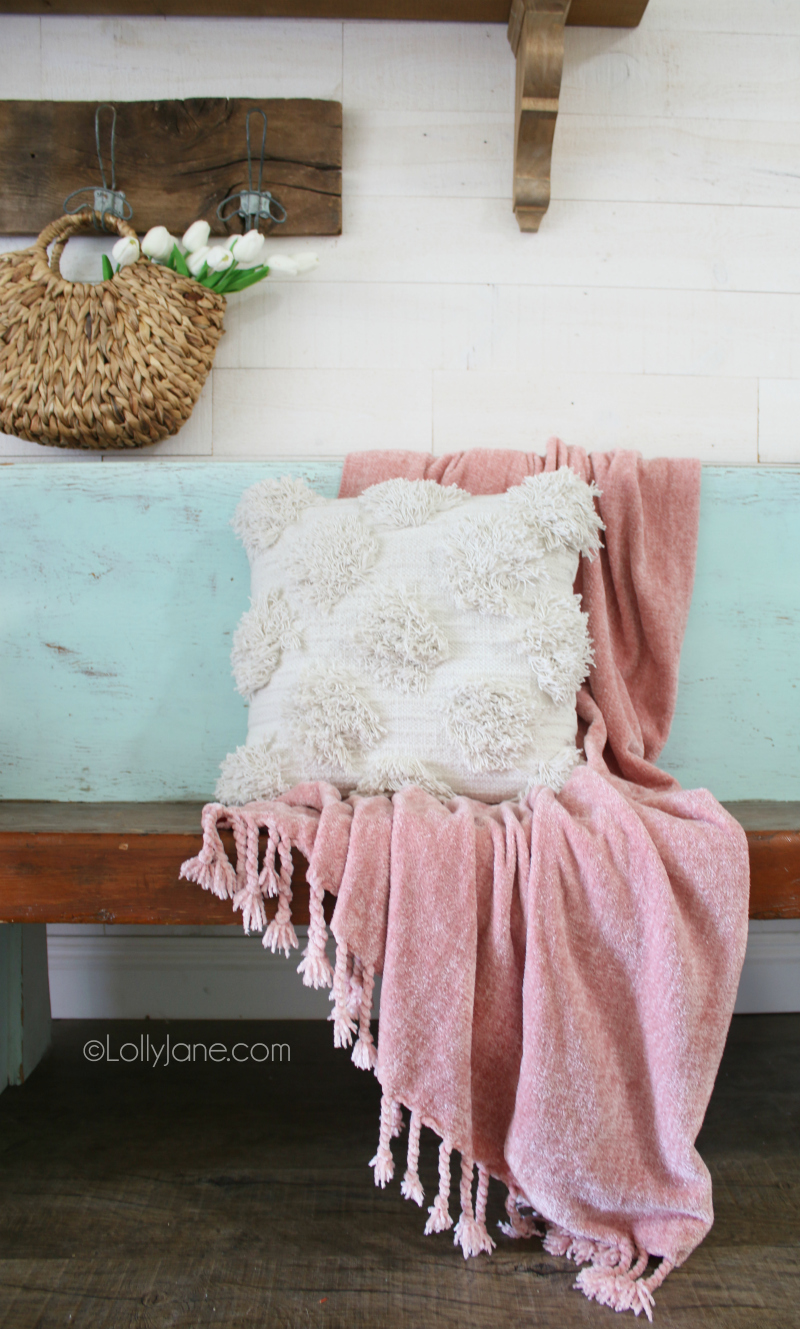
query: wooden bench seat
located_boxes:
[1,799,798,924]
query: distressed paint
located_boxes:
[0,462,340,802]
[0,463,797,802]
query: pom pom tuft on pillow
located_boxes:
[233,475,322,559]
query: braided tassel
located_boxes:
[231,812,248,889]
[232,815,267,935]
[369,1092,395,1188]
[346,954,363,1020]
[329,938,357,1049]
[400,1110,424,1206]
[297,875,333,989]
[390,1098,404,1138]
[263,833,298,957]
[424,1138,453,1234]
[257,827,279,898]
[454,1155,495,1259]
[475,1165,490,1226]
[351,962,378,1070]
[180,803,236,901]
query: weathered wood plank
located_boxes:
[0,1,649,25]
[0,98,341,237]
[3,798,797,834]
[0,830,316,926]
[0,801,796,923]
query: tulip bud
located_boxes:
[111,235,140,268]
[265,253,299,275]
[229,230,265,266]
[187,246,210,277]
[182,220,212,253]
[291,252,319,274]
[206,247,234,272]
[141,226,175,263]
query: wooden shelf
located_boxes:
[0,800,797,926]
[0,2,650,232]
[0,2,650,25]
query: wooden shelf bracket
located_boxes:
[508,0,571,231]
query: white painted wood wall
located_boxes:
[2,0,799,1015]
[5,0,800,466]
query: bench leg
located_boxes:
[0,924,52,1092]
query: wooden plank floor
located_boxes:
[0,1016,798,1327]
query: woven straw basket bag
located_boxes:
[0,211,226,450]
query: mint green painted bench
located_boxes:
[1,462,798,1091]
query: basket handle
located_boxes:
[33,210,139,278]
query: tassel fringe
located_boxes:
[390,1098,404,1138]
[346,954,363,1019]
[351,963,378,1070]
[330,939,357,1049]
[297,876,333,989]
[400,1110,424,1206]
[454,1155,495,1259]
[369,1092,396,1188]
[575,1249,672,1322]
[262,830,299,955]
[424,1139,453,1234]
[542,1223,674,1321]
[179,803,237,901]
[232,816,267,934]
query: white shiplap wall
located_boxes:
[2,1,799,1013]
[4,1,800,465]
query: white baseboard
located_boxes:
[46,923,800,1020]
[46,927,338,1020]
[734,924,800,1014]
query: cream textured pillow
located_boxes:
[217,472,603,805]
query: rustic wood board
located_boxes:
[0,98,342,237]
[0,825,316,926]
[0,800,797,923]
[0,1,650,24]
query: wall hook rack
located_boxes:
[62,103,133,232]
[216,109,287,231]
[0,98,340,237]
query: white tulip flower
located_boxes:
[265,253,299,275]
[291,252,319,273]
[111,235,140,268]
[182,220,211,253]
[229,230,265,266]
[206,247,234,272]
[187,246,210,277]
[141,226,175,263]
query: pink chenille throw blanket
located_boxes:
[182,442,750,1319]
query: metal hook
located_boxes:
[216,108,287,232]
[63,103,133,231]
[95,103,117,194]
[247,108,267,207]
